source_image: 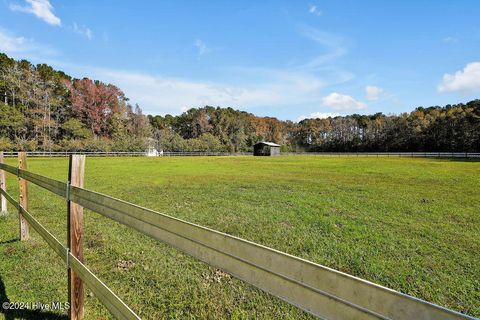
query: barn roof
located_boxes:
[254,141,281,147]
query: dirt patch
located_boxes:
[86,232,104,248]
[4,246,16,256]
[203,268,232,285]
[117,259,135,271]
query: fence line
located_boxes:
[0,191,140,320]
[284,152,480,158]
[0,153,476,319]
[1,151,479,158]
[0,151,250,157]
[0,153,140,320]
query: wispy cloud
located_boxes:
[308,5,322,16]
[438,62,480,93]
[233,25,352,87]
[10,0,61,26]
[76,25,353,115]
[0,28,57,56]
[365,85,383,101]
[1,19,354,118]
[321,92,367,111]
[0,29,28,53]
[84,68,324,115]
[194,39,211,57]
[296,26,347,70]
[72,23,92,40]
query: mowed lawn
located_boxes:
[0,156,478,319]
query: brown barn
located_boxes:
[253,142,281,156]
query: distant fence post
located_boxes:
[18,152,29,240]
[67,155,85,320]
[0,152,6,213]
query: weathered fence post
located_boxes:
[0,152,6,213]
[67,155,85,320]
[18,152,29,240]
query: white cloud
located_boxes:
[8,24,351,117]
[10,0,61,26]
[0,30,28,53]
[365,85,383,101]
[58,26,353,116]
[297,112,340,121]
[194,39,211,56]
[438,62,480,93]
[6,22,353,118]
[78,67,325,115]
[321,92,367,111]
[308,5,322,16]
[72,23,92,40]
[0,28,57,56]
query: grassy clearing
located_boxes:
[0,156,478,319]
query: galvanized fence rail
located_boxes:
[0,194,141,320]
[0,154,140,320]
[0,154,476,320]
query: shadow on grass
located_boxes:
[0,239,18,245]
[442,158,480,163]
[430,157,480,163]
[0,275,68,320]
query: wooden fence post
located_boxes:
[0,152,6,213]
[67,155,85,320]
[18,152,29,240]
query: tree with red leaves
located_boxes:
[69,78,127,137]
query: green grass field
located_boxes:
[0,156,478,319]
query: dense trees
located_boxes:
[0,53,152,151]
[148,107,288,152]
[148,102,480,152]
[294,104,480,152]
[1,52,479,152]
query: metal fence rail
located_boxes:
[0,186,140,320]
[0,160,475,320]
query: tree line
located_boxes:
[1,52,479,152]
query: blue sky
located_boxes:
[1,0,479,120]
